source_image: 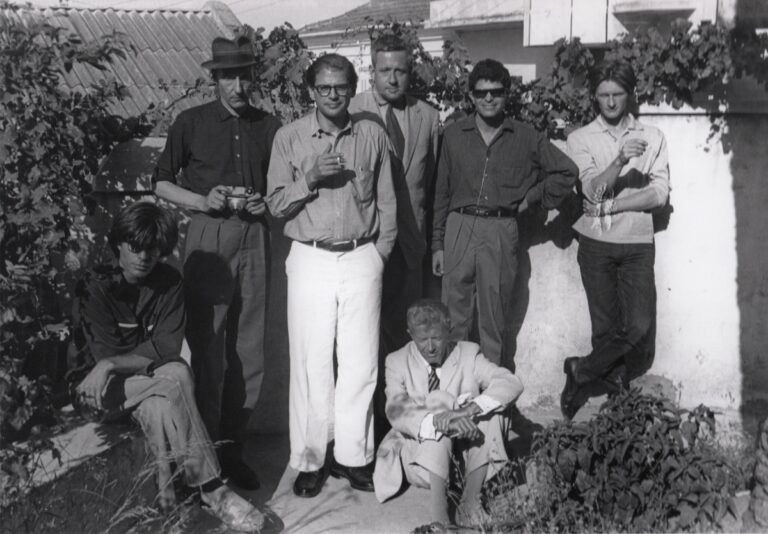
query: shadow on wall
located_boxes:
[730,115,768,429]
[733,0,768,436]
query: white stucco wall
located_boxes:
[515,111,763,414]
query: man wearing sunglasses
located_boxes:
[432,59,578,369]
[153,36,281,490]
[267,54,396,498]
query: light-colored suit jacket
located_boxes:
[374,341,523,501]
[350,91,439,269]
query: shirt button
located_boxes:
[235,135,239,140]
[236,153,241,158]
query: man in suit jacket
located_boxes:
[350,33,440,442]
[373,299,524,527]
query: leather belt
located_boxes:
[301,234,375,252]
[455,205,517,218]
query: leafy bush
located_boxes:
[485,390,743,533]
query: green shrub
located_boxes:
[485,390,743,533]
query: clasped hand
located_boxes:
[433,406,482,440]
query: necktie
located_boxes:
[385,103,405,160]
[428,365,440,392]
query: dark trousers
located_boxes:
[442,212,519,368]
[183,213,268,454]
[381,241,423,355]
[577,235,656,384]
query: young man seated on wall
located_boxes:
[373,299,524,528]
[71,202,264,532]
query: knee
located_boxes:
[134,397,167,432]
[155,362,194,395]
[624,316,653,344]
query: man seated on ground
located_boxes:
[373,299,524,527]
[72,202,263,532]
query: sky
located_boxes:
[27,0,369,31]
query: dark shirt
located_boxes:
[432,115,578,251]
[75,263,185,375]
[153,100,282,196]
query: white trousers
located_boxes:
[286,241,383,471]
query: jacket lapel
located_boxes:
[402,98,422,173]
[437,343,460,390]
[407,343,430,396]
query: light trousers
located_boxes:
[401,413,509,488]
[286,241,383,471]
[103,362,220,506]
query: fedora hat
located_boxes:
[201,36,258,70]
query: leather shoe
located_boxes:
[222,456,260,491]
[293,469,326,498]
[329,459,374,492]
[560,356,584,420]
[201,485,265,532]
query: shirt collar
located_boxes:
[310,109,354,138]
[459,113,516,133]
[215,99,256,122]
[594,113,643,134]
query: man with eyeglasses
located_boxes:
[153,36,281,490]
[432,59,578,369]
[267,53,396,498]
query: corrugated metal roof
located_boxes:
[0,4,237,118]
[301,0,430,35]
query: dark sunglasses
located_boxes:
[314,84,352,97]
[471,88,507,99]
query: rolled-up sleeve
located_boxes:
[566,131,602,203]
[266,129,317,218]
[533,133,579,209]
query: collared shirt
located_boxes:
[266,111,397,258]
[432,114,578,251]
[75,263,185,375]
[567,114,670,244]
[153,100,282,196]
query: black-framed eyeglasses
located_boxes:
[471,88,507,99]
[314,84,352,97]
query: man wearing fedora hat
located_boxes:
[154,35,281,490]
